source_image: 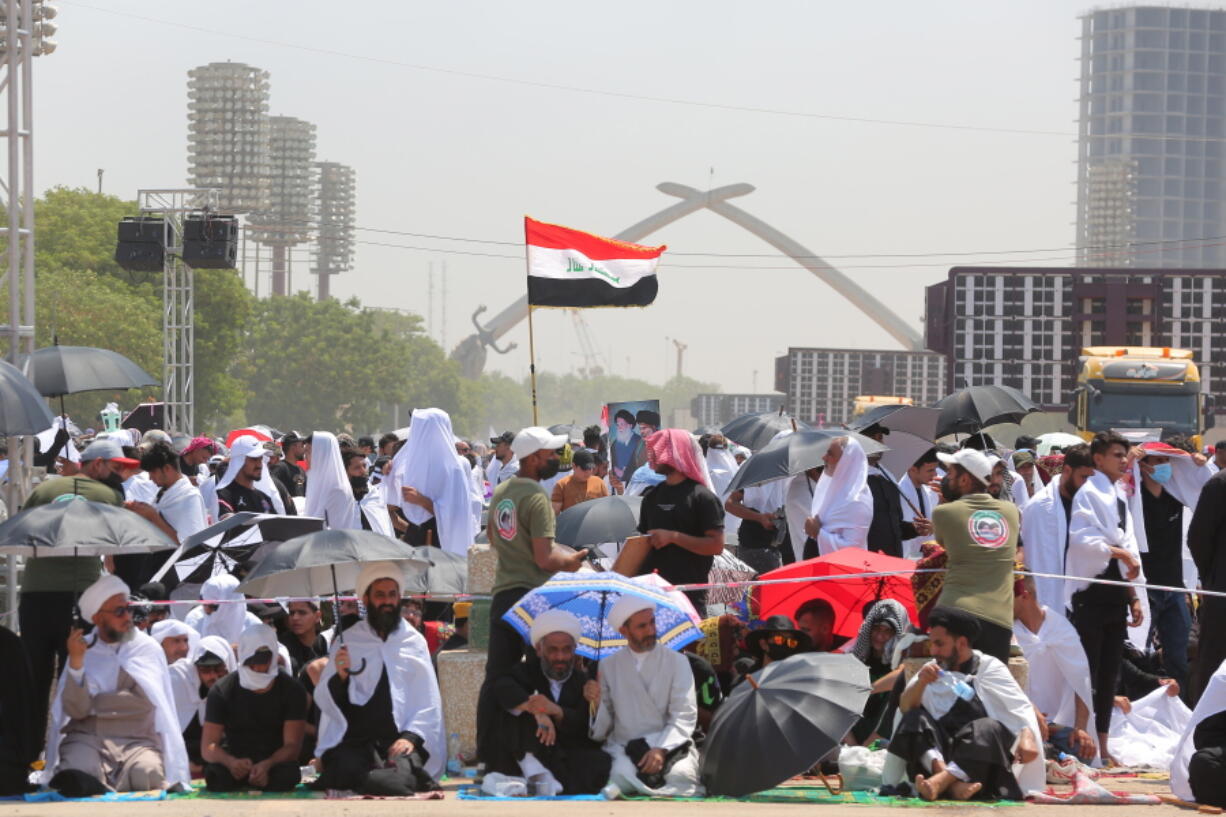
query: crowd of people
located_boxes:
[1,407,1225,804]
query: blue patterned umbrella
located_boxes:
[503,571,702,660]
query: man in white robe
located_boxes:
[389,409,481,555]
[1173,658,1226,806]
[885,606,1043,801]
[804,437,873,556]
[42,574,190,796]
[150,619,199,665]
[185,573,261,645]
[314,561,445,795]
[898,448,940,560]
[1019,444,1096,613]
[1012,574,1097,762]
[586,596,702,798]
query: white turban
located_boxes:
[529,609,583,648]
[355,560,404,599]
[79,574,130,621]
[607,594,655,632]
[151,619,194,642]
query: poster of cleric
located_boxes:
[605,399,660,493]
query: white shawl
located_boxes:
[304,431,361,530]
[198,573,251,645]
[156,477,209,544]
[1173,658,1226,801]
[215,435,286,515]
[706,447,739,499]
[166,634,237,731]
[43,629,191,790]
[1111,685,1190,769]
[1020,475,1069,614]
[359,487,395,538]
[785,474,817,563]
[810,437,872,555]
[590,644,697,752]
[897,474,939,560]
[315,618,446,780]
[389,408,478,556]
[1065,470,1143,611]
[124,473,160,504]
[1012,606,1098,757]
[1125,455,1210,554]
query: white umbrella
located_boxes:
[1036,432,1086,456]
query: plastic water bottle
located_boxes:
[446,732,462,775]
[937,668,975,701]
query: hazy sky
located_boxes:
[42,1,1085,391]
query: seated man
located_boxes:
[314,562,445,795]
[1012,575,1097,762]
[1173,659,1226,806]
[42,574,190,796]
[201,624,306,792]
[489,610,611,794]
[795,598,836,652]
[887,606,1042,801]
[168,635,234,777]
[151,619,197,664]
[586,596,702,798]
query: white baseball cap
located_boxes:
[936,449,994,484]
[511,426,568,460]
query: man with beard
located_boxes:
[609,410,640,491]
[150,619,196,665]
[272,431,307,498]
[586,596,702,798]
[886,606,1043,802]
[42,575,190,796]
[215,436,279,516]
[168,635,235,777]
[1019,445,1096,614]
[626,409,660,481]
[486,431,520,488]
[314,562,445,795]
[201,625,306,792]
[19,439,136,758]
[488,610,611,795]
[636,429,724,617]
[279,601,328,675]
[477,427,589,767]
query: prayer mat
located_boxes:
[23,789,166,803]
[1028,770,1162,805]
[457,785,605,801]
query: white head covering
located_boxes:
[216,434,286,514]
[151,618,201,662]
[355,560,404,599]
[80,574,130,621]
[809,436,873,552]
[608,595,655,631]
[388,408,479,555]
[530,609,583,647]
[195,634,237,672]
[304,431,361,529]
[237,623,280,691]
[198,573,249,644]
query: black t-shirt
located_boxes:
[278,630,329,676]
[204,671,308,760]
[272,461,307,498]
[637,478,724,587]
[217,481,277,515]
[686,652,723,713]
[1141,487,1186,587]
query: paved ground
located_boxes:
[0,774,1192,816]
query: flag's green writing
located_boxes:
[566,257,620,284]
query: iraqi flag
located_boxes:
[525,216,665,308]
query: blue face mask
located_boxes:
[1149,463,1173,484]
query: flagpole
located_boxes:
[527,304,540,425]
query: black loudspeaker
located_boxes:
[114,217,165,272]
[183,215,238,269]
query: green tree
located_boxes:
[194,268,253,429]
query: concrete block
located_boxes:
[467,544,496,595]
[437,648,487,761]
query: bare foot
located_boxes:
[915,775,939,801]
[949,780,982,801]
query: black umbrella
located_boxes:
[27,343,158,418]
[0,358,55,436]
[239,529,429,673]
[721,410,811,452]
[555,494,642,548]
[0,499,176,556]
[402,545,468,597]
[701,652,870,797]
[934,384,1040,439]
[725,430,888,495]
[150,512,326,587]
[847,405,940,440]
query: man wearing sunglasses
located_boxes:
[41,574,190,796]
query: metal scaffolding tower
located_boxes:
[138,188,218,435]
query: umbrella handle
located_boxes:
[331,563,367,676]
[820,772,843,796]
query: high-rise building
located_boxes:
[1076,6,1226,268]
[690,393,785,428]
[186,62,270,214]
[312,161,356,301]
[925,266,1226,409]
[774,348,946,427]
[248,116,316,295]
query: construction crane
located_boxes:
[570,309,607,377]
[673,338,687,379]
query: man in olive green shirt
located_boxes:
[477,426,588,767]
[932,449,1019,664]
[20,437,138,756]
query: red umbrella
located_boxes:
[225,425,274,449]
[751,548,919,639]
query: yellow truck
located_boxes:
[851,395,912,420]
[1069,346,1215,447]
